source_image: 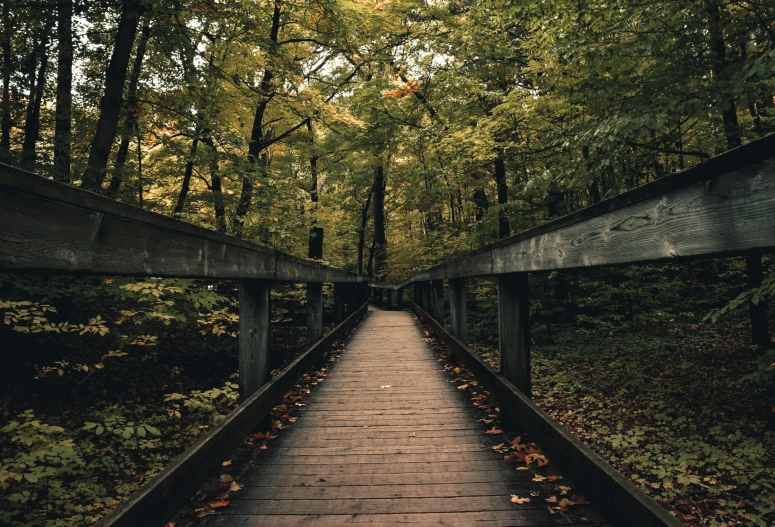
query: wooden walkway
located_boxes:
[202,309,607,526]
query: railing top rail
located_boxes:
[0,164,366,283]
[386,133,775,288]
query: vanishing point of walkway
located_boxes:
[203,309,606,526]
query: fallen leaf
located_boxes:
[164,523,175,527]
[557,485,571,495]
[208,497,230,509]
[492,443,505,450]
[547,475,562,482]
[546,496,558,503]
[533,474,547,482]
[547,506,556,515]
[221,460,232,467]
[558,498,576,513]
[510,494,531,504]
[737,500,746,509]
[516,466,529,471]
[458,384,469,389]
[380,385,392,389]
[219,474,234,484]
[229,481,243,492]
[571,494,590,505]
[485,427,503,435]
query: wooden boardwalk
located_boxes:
[202,309,607,526]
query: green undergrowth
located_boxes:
[0,274,335,526]
[460,259,775,526]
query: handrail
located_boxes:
[0,162,372,526]
[379,133,775,287]
[366,134,775,527]
[0,163,366,283]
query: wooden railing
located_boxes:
[369,133,775,527]
[0,163,371,526]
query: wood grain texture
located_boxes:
[0,163,366,282]
[498,273,531,396]
[449,277,468,344]
[239,280,270,402]
[94,304,369,527]
[200,309,608,527]
[411,301,684,527]
[392,134,775,284]
[306,282,323,344]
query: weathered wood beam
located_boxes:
[334,283,346,323]
[396,288,403,309]
[393,135,775,282]
[498,273,530,397]
[306,282,323,345]
[416,281,431,312]
[431,279,444,323]
[95,302,370,527]
[0,164,366,282]
[411,301,683,527]
[239,280,271,402]
[449,278,467,344]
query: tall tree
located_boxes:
[54,0,73,183]
[81,0,145,191]
[21,19,54,171]
[108,17,152,197]
[0,0,12,161]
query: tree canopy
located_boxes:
[1,0,773,278]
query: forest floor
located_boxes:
[2,274,774,526]
[0,276,336,526]
[469,315,775,526]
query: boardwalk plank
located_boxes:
[201,309,607,526]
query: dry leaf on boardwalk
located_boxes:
[511,494,531,504]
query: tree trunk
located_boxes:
[705,0,742,148]
[202,133,226,232]
[233,0,281,236]
[747,254,771,350]
[0,0,11,161]
[109,17,151,197]
[174,137,199,216]
[357,183,374,275]
[136,133,143,206]
[494,155,509,238]
[307,119,323,259]
[81,0,144,191]
[54,0,73,183]
[373,165,386,277]
[22,21,53,171]
[473,188,489,222]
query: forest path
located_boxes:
[201,308,607,526]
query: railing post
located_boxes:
[397,287,404,309]
[498,273,530,396]
[421,282,431,312]
[239,280,271,402]
[361,282,369,306]
[334,282,346,323]
[431,279,444,322]
[387,288,393,307]
[449,278,467,344]
[306,282,323,345]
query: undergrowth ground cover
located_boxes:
[461,259,775,526]
[0,274,335,526]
